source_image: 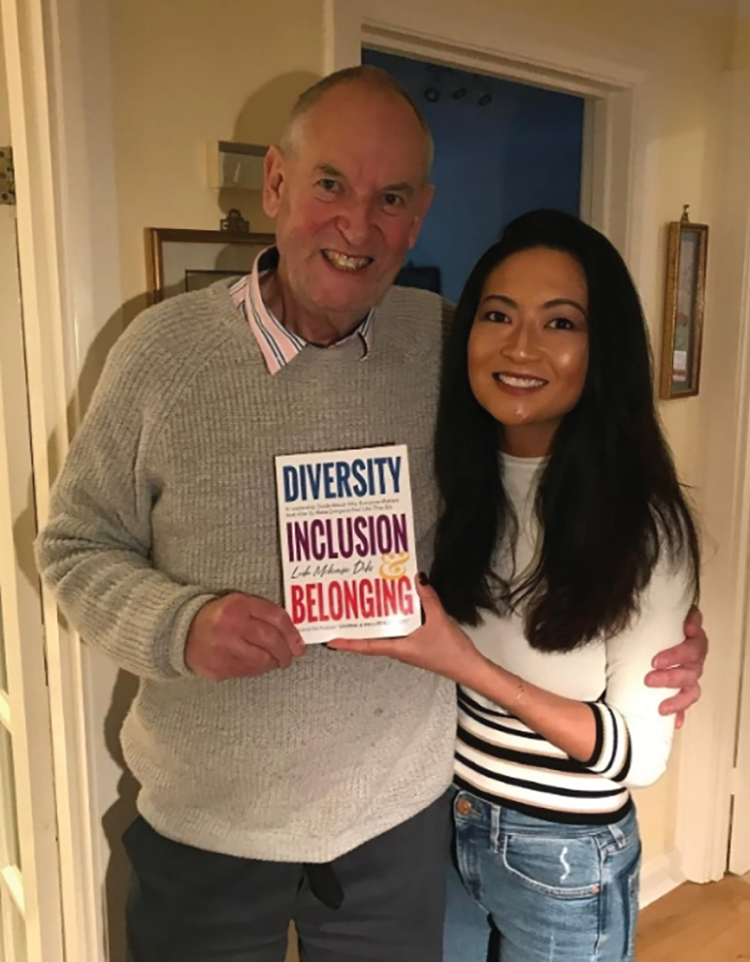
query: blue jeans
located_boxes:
[444,790,641,962]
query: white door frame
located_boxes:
[0,204,64,961]
[672,61,750,884]
[0,36,65,950]
[1,0,121,958]
[730,636,750,875]
[326,0,738,887]
[325,0,652,258]
[719,64,750,879]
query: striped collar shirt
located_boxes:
[229,247,374,375]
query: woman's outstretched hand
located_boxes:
[327,574,486,686]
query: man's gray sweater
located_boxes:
[35,281,457,862]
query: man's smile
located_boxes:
[321,249,373,272]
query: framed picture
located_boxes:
[658,208,708,399]
[145,227,275,303]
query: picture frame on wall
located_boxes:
[658,207,708,400]
[145,227,275,303]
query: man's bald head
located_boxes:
[262,65,436,336]
[280,65,434,182]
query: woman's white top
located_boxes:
[456,453,692,824]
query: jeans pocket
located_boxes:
[502,833,602,899]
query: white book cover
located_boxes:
[275,443,421,644]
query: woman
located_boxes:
[331,209,700,961]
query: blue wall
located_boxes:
[362,49,585,304]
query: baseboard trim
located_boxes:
[639,850,686,909]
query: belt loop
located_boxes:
[608,822,626,850]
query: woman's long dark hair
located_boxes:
[431,209,700,652]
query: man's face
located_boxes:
[263,84,434,332]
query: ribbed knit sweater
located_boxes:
[35,282,457,862]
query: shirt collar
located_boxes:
[230,247,374,375]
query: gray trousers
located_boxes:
[123,789,452,962]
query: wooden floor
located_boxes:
[636,875,750,961]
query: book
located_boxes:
[275,443,421,644]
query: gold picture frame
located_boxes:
[145,227,275,304]
[658,206,708,400]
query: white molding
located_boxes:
[0,0,69,955]
[1,0,120,957]
[352,4,655,280]
[672,65,750,884]
[335,2,657,310]
[726,60,750,873]
[332,1,658,282]
[730,653,750,874]
[579,98,597,223]
[323,0,363,73]
[0,236,64,961]
[639,851,686,909]
[43,0,125,952]
[360,0,649,91]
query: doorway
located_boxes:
[363,48,586,304]
[328,0,728,896]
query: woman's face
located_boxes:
[467,247,589,458]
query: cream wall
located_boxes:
[94,0,738,956]
[110,0,325,321]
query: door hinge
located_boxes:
[0,147,16,206]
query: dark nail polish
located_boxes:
[418,571,429,585]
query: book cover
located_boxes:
[275,443,420,644]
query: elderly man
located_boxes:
[36,66,706,962]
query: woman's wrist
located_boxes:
[462,652,525,712]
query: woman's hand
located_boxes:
[327,574,487,686]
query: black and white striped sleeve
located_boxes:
[585,560,694,789]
